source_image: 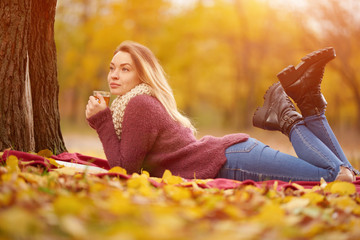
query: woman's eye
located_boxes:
[122,67,129,72]
[109,66,114,71]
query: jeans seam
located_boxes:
[305,114,355,173]
[289,120,304,140]
[294,127,335,180]
[222,167,318,182]
[317,116,342,161]
[226,141,258,153]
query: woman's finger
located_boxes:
[89,96,99,104]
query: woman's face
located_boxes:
[107,51,141,96]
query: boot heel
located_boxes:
[253,106,267,129]
[276,65,297,88]
[253,83,278,129]
[252,82,302,135]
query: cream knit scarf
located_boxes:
[110,83,153,139]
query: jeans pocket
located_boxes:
[225,138,258,153]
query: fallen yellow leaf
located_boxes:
[162,170,184,185]
[330,182,356,195]
[6,155,20,173]
[108,166,127,175]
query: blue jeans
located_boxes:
[217,113,357,182]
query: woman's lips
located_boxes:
[110,83,121,88]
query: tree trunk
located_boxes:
[0,0,35,151]
[28,0,66,153]
[0,0,67,153]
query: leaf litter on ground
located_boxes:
[0,154,360,239]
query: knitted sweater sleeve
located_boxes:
[87,95,160,173]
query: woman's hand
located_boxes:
[85,94,108,119]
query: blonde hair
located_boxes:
[114,41,196,134]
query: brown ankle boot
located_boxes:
[335,166,356,182]
[253,82,302,136]
[277,47,336,117]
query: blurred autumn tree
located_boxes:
[55,0,360,133]
[0,0,66,153]
[56,0,170,124]
[307,0,360,131]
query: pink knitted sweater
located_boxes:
[88,95,249,179]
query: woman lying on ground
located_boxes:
[86,41,358,182]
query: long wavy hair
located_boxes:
[114,41,196,134]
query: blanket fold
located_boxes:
[1,149,110,170]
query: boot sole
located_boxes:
[253,82,279,129]
[276,47,336,88]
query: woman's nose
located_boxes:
[111,69,119,80]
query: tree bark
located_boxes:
[0,0,35,151]
[28,0,66,153]
[0,0,67,153]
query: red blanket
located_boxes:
[1,149,110,170]
[2,149,359,192]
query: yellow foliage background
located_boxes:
[55,0,360,165]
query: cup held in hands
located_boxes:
[93,91,111,106]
